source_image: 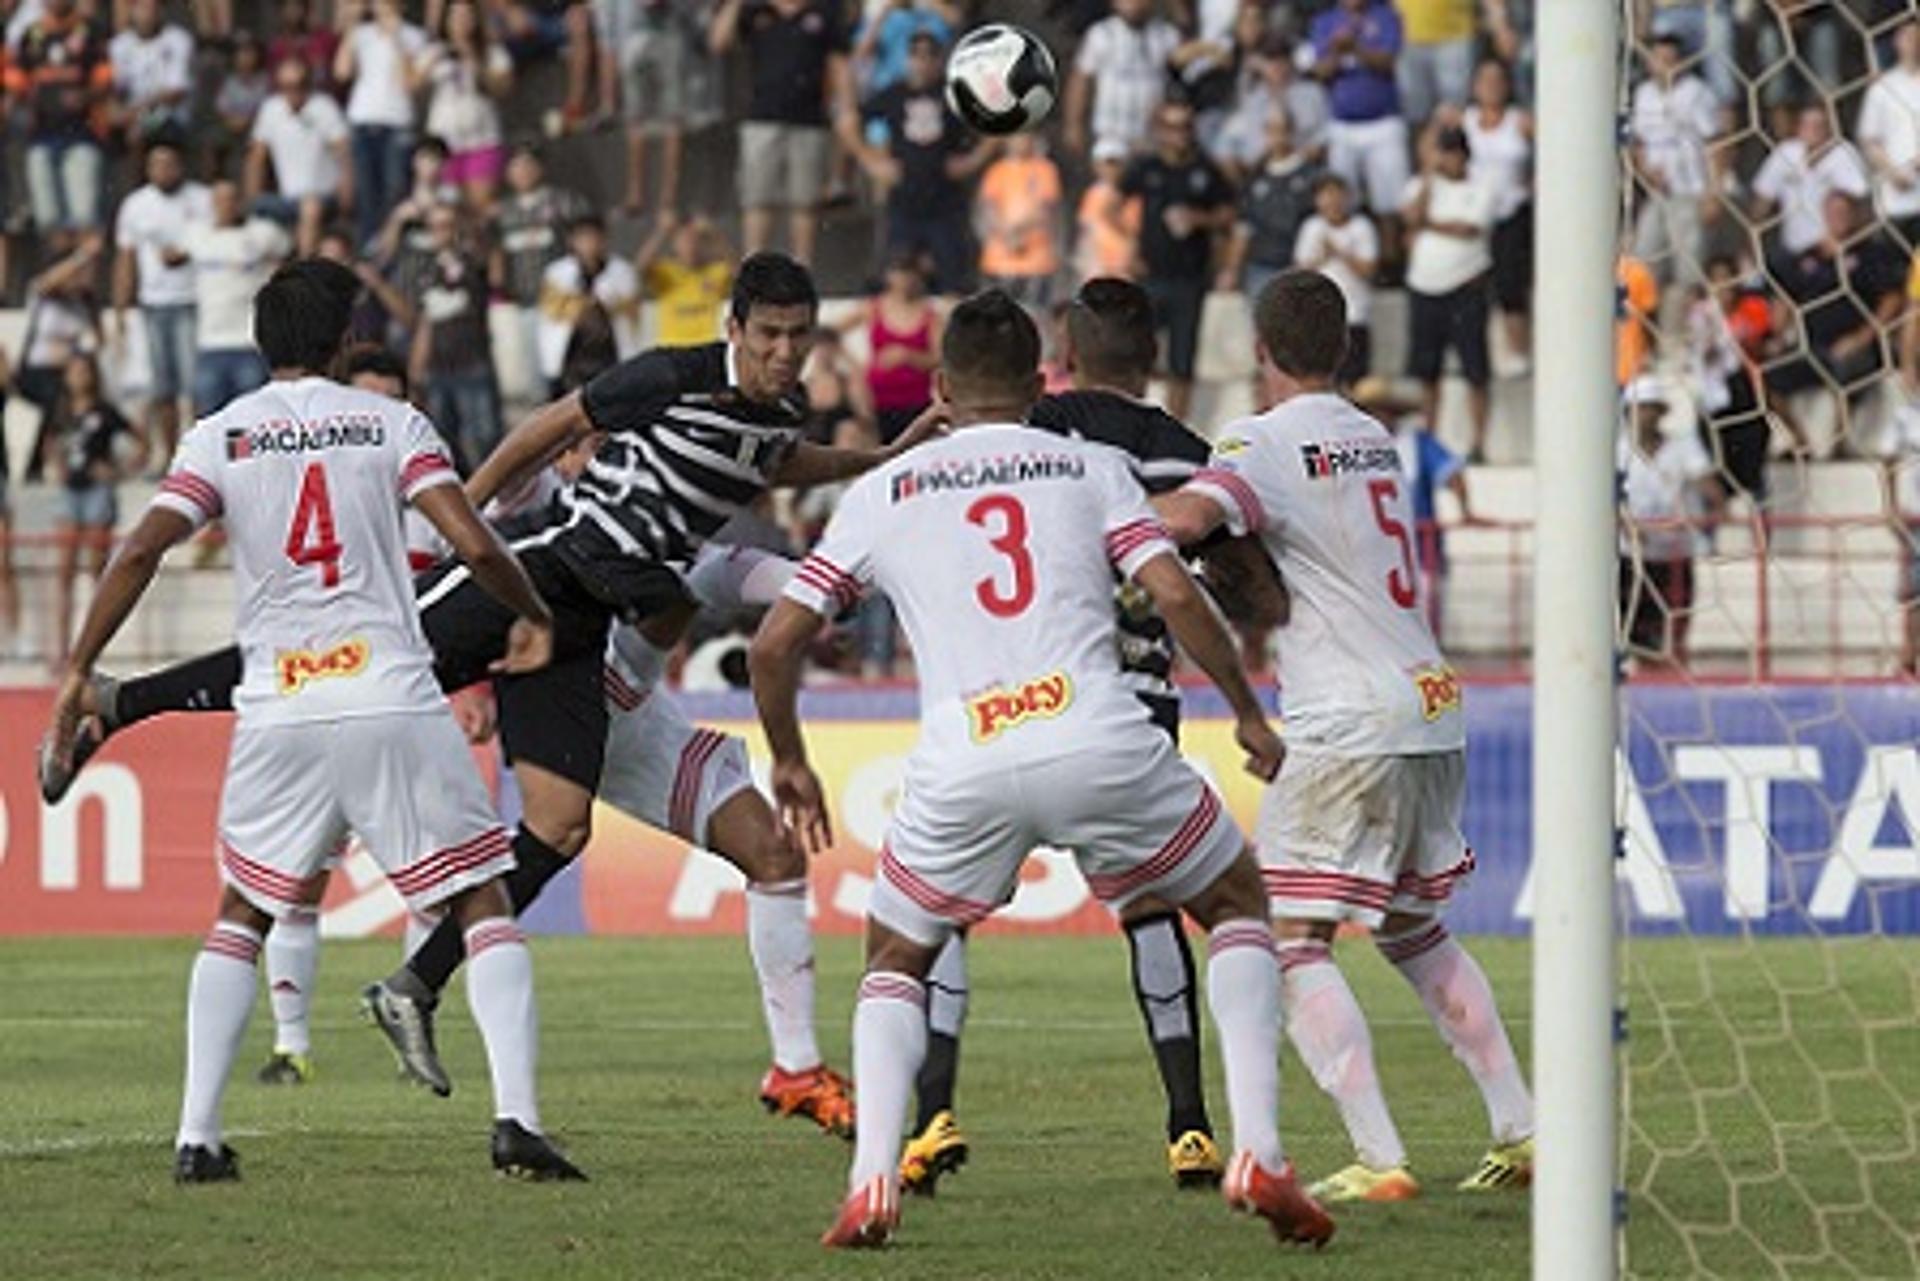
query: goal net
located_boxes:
[1614,4,1920,1275]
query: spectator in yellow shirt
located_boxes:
[638,214,734,348]
[1396,0,1476,125]
[977,133,1064,309]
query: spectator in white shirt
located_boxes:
[1062,0,1181,159]
[1618,375,1722,672]
[246,59,352,255]
[1211,31,1331,179]
[1403,126,1498,460]
[1853,19,1920,247]
[107,0,194,153]
[1751,104,1870,260]
[111,137,211,467]
[180,181,291,415]
[1874,395,1920,672]
[335,0,429,250]
[1459,57,1532,368]
[417,0,514,212]
[536,213,642,395]
[1629,32,1720,283]
[1293,173,1378,388]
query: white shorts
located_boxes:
[597,677,754,843]
[1256,749,1474,928]
[218,710,512,919]
[1328,115,1412,216]
[870,732,1246,947]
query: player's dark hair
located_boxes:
[343,342,408,393]
[942,289,1041,399]
[730,252,819,325]
[1066,277,1157,385]
[254,258,359,373]
[1254,269,1349,381]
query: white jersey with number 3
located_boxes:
[152,377,460,726]
[1187,392,1463,756]
[785,424,1177,767]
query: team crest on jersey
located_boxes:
[968,671,1074,742]
[1214,436,1251,456]
[1300,439,1400,480]
[1411,664,1462,721]
[276,638,371,695]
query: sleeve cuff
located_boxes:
[1105,517,1178,580]
[1187,468,1264,537]
[785,554,863,616]
[400,451,459,502]
[154,471,222,529]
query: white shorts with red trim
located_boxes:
[597,680,754,843]
[869,731,1246,947]
[218,710,511,918]
[1256,748,1474,928]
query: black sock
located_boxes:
[112,647,243,729]
[913,932,969,1131]
[1125,912,1212,1142]
[397,825,572,999]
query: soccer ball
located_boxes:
[944,24,1058,136]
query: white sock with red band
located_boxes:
[1378,921,1534,1144]
[266,908,319,1057]
[747,879,821,1072]
[1278,937,1407,1171]
[1204,919,1285,1171]
[178,921,262,1149]
[848,971,927,1191]
[464,917,540,1132]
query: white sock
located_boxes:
[849,971,927,1191]
[1378,921,1534,1145]
[403,910,437,961]
[1204,920,1283,1171]
[266,908,319,1057]
[746,879,821,1072]
[177,922,262,1149]
[926,932,968,1039]
[464,917,540,1132]
[1278,938,1407,1171]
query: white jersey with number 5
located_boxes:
[784,424,1177,768]
[1186,391,1463,756]
[152,376,460,726]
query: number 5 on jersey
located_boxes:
[1368,477,1418,610]
[287,462,344,588]
[967,494,1035,618]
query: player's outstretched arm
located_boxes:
[747,599,834,853]
[1199,534,1290,631]
[1132,551,1285,783]
[772,399,951,487]
[1152,489,1230,547]
[464,391,594,511]
[50,507,196,756]
[412,484,555,674]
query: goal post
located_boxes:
[1531,1,1622,1278]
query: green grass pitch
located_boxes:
[0,935,1913,1279]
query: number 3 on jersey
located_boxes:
[967,494,1035,618]
[1368,477,1418,610]
[286,462,344,588]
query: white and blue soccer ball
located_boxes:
[944,24,1058,136]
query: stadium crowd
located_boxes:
[1,0,1919,677]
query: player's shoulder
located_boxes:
[1031,390,1207,462]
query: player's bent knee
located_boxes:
[863,917,941,981]
[1179,848,1269,930]
[1378,909,1437,940]
[445,878,514,929]
[216,885,275,935]
[709,790,804,882]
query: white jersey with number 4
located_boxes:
[785,424,1177,768]
[1187,392,1463,757]
[153,376,460,727]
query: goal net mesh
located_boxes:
[1616,4,1920,1276]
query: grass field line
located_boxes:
[0,1127,273,1158]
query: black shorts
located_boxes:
[1145,276,1206,380]
[1619,556,1693,656]
[416,542,615,792]
[1490,204,1533,313]
[1408,278,1492,387]
[1702,374,1767,503]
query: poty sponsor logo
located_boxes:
[968,671,1074,742]
[1411,665,1462,721]
[1299,438,1400,480]
[276,638,371,696]
[889,454,1086,503]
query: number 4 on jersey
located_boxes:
[286,462,344,588]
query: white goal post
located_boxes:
[1531,1,1622,1278]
